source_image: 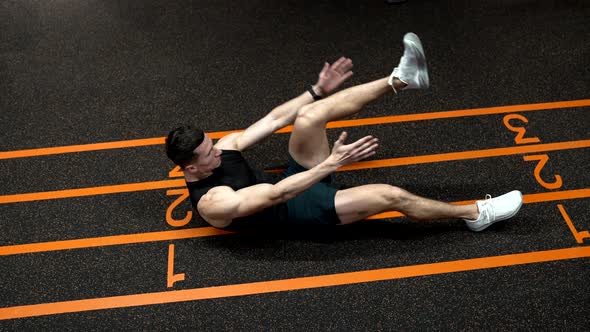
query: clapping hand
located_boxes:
[328,132,379,168]
[314,57,354,96]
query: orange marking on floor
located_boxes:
[523,154,563,189]
[338,139,590,172]
[0,228,233,256]
[0,246,588,320]
[0,137,165,160]
[522,189,590,203]
[368,189,590,219]
[0,179,186,204]
[1,188,588,256]
[502,114,541,145]
[1,139,588,205]
[165,189,193,227]
[557,204,590,244]
[1,99,588,160]
[167,244,185,288]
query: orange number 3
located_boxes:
[503,114,541,145]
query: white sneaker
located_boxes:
[388,32,429,92]
[465,190,523,232]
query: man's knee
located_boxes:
[295,103,325,126]
[382,185,409,207]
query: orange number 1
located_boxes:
[557,205,590,244]
[167,244,185,288]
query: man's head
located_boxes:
[165,125,221,176]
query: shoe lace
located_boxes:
[479,194,495,223]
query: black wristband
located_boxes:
[307,85,322,101]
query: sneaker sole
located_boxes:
[403,33,429,88]
[469,191,524,232]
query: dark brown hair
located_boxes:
[165,125,205,166]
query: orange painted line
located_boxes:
[265,139,590,173]
[1,139,588,205]
[1,99,588,160]
[280,99,590,133]
[0,137,165,160]
[1,188,588,256]
[338,139,590,172]
[0,246,588,320]
[523,189,590,203]
[0,179,186,204]
[0,228,233,256]
[367,188,590,219]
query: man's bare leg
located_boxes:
[334,185,480,224]
[335,185,524,232]
[289,32,428,169]
[285,33,523,230]
[289,77,406,168]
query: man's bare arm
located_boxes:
[215,58,353,151]
[199,132,378,227]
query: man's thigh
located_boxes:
[334,184,392,224]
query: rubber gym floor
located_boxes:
[1,0,589,330]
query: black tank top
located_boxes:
[186,150,288,228]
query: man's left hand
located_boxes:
[314,57,353,96]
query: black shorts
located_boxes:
[282,156,342,225]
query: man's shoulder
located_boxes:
[196,186,239,228]
[214,132,241,150]
[195,186,239,206]
[204,185,235,195]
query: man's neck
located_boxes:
[184,171,212,182]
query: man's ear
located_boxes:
[184,164,197,173]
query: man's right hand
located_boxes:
[327,131,379,168]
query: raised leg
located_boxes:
[288,32,429,169]
[289,77,406,168]
[334,184,479,224]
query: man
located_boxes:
[165,33,523,231]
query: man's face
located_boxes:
[190,134,222,172]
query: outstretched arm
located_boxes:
[267,57,355,127]
[215,57,354,151]
[199,132,378,228]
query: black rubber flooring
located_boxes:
[1,0,589,330]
